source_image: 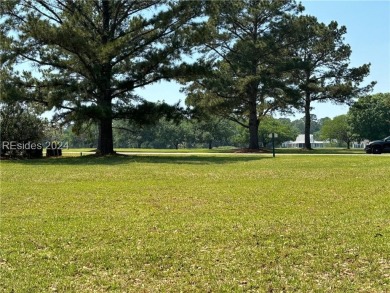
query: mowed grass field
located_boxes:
[0,154,389,292]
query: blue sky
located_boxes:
[136,0,390,119]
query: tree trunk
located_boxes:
[97,92,114,155]
[98,116,114,155]
[208,140,212,149]
[96,2,114,156]
[248,107,259,149]
[304,92,312,150]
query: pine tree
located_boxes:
[1,0,203,155]
[183,0,303,149]
[287,15,375,149]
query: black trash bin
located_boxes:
[26,148,43,159]
[46,142,62,157]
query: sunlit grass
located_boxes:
[60,147,366,156]
[1,154,389,292]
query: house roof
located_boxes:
[290,134,324,144]
[293,134,313,143]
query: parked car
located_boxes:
[364,136,390,154]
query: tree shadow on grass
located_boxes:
[2,153,271,166]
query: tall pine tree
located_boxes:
[1,0,203,155]
[184,0,303,149]
[287,15,375,149]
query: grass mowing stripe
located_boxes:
[1,155,389,292]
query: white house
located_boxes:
[282,134,325,148]
[351,140,369,149]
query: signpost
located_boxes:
[268,133,278,157]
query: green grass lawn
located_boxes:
[1,154,389,292]
[61,147,366,156]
